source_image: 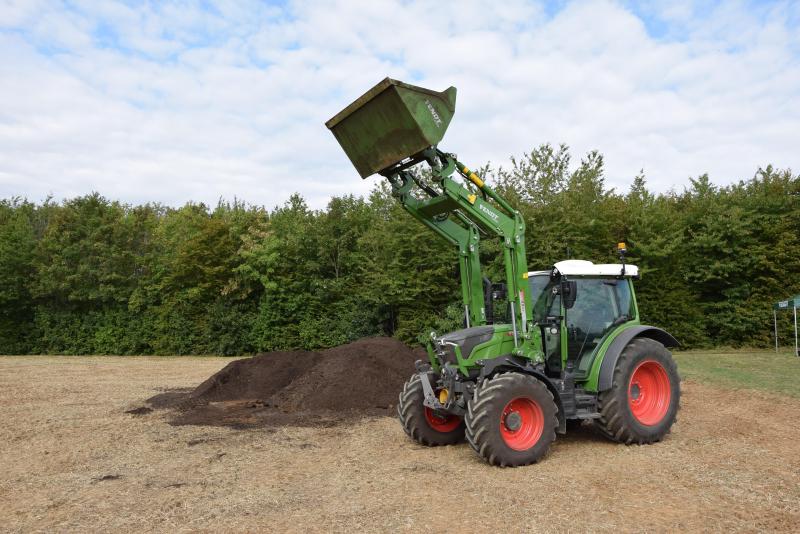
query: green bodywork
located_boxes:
[426,325,518,376]
[326,77,643,390]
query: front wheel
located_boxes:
[595,337,680,444]
[397,373,465,446]
[466,372,558,467]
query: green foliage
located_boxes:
[0,149,797,355]
[0,199,36,353]
[421,302,467,344]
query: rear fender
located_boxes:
[592,325,679,392]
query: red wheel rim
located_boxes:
[499,397,544,451]
[628,360,671,426]
[424,407,461,433]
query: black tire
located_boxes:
[595,337,680,444]
[397,373,465,446]
[465,372,558,467]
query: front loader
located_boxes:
[326,78,680,467]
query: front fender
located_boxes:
[477,355,567,434]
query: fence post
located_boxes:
[774,309,778,353]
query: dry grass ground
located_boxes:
[1,354,799,533]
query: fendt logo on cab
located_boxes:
[479,203,499,222]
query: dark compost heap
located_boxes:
[145,337,422,428]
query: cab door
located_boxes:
[529,274,563,376]
[563,278,635,377]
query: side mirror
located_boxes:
[562,280,577,309]
[491,282,507,300]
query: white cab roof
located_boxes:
[528,260,638,278]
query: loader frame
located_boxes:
[381,147,544,365]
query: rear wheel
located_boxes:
[397,373,465,446]
[465,372,558,467]
[596,337,680,444]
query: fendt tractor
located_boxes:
[326,78,680,467]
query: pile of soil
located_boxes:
[146,337,423,428]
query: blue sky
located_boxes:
[1,0,798,208]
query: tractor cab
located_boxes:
[529,260,640,379]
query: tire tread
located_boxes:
[595,337,681,445]
[465,372,558,467]
[397,373,464,446]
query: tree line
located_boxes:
[1,144,798,355]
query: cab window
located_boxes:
[530,274,562,374]
[567,279,633,365]
[530,275,560,322]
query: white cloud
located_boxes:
[0,0,798,208]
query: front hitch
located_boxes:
[414,362,467,416]
[417,370,443,410]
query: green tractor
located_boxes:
[326,78,680,467]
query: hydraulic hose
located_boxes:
[454,160,517,217]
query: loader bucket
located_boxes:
[326,78,456,178]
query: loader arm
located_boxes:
[383,148,537,358]
[390,182,486,326]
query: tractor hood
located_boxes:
[437,325,495,362]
